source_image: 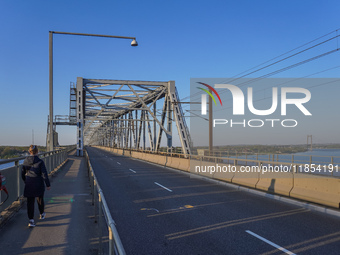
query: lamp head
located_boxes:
[131,39,138,46]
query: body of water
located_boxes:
[0,159,24,171]
[223,149,340,177]
[230,149,340,164]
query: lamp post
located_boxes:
[48,31,138,152]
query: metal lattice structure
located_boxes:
[76,78,192,156]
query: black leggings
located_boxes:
[27,196,44,220]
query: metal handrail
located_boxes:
[85,149,126,255]
[0,145,76,166]
[107,146,340,166]
[0,146,74,213]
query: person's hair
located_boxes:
[29,145,38,155]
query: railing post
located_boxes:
[98,192,103,254]
[52,151,55,170]
[91,172,95,205]
[109,226,114,255]
[199,156,202,171]
[49,152,52,174]
[331,156,334,176]
[15,160,20,198]
[59,151,62,165]
[94,179,97,221]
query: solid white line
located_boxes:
[117,162,121,165]
[129,169,136,173]
[246,230,296,255]
[154,182,173,192]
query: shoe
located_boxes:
[28,219,35,228]
[40,212,46,220]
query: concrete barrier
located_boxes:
[137,151,145,160]
[166,156,180,169]
[256,172,294,196]
[176,158,190,172]
[131,151,143,160]
[155,154,166,166]
[143,153,156,163]
[92,146,340,209]
[213,163,235,182]
[189,160,235,181]
[232,166,259,189]
[290,174,340,208]
[189,158,209,178]
[146,154,166,166]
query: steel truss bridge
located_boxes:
[47,78,192,157]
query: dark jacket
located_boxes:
[22,156,50,197]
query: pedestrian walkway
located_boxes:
[0,151,100,255]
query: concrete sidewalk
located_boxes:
[0,152,99,255]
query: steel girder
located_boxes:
[76,78,192,156]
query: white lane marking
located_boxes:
[154,182,173,192]
[129,169,136,173]
[246,230,296,255]
[117,162,121,165]
[141,208,159,213]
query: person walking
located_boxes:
[22,145,51,227]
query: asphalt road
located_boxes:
[87,147,340,255]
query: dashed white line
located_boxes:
[154,182,173,192]
[246,230,296,255]
[129,169,136,173]
[117,162,121,165]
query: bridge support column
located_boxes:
[76,77,84,156]
[167,94,172,152]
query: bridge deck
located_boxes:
[2,147,340,254]
[0,152,99,255]
[87,147,340,255]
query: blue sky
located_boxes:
[0,0,339,146]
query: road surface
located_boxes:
[87,147,340,255]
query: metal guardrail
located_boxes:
[99,146,340,166]
[0,146,75,213]
[200,150,340,166]
[112,147,188,159]
[85,149,126,255]
[98,146,340,178]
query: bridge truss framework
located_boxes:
[76,78,192,156]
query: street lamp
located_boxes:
[48,31,138,152]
